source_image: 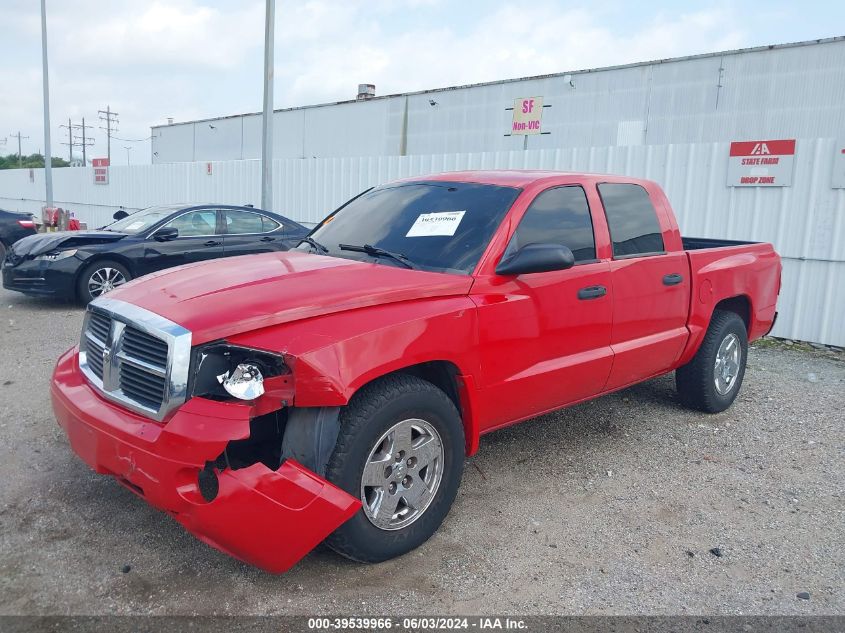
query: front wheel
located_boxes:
[324,374,465,563]
[77,259,132,304]
[676,309,748,413]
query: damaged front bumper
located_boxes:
[51,347,361,573]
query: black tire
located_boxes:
[76,259,132,304]
[676,309,748,413]
[324,374,465,563]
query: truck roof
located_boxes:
[399,170,654,188]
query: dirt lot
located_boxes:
[0,285,842,616]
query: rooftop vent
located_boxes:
[357,84,376,100]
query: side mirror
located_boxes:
[496,243,575,276]
[152,227,179,242]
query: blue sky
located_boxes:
[2,0,843,164]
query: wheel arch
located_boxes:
[343,360,480,457]
[713,294,752,332]
[74,253,137,299]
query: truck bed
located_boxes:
[682,236,759,251]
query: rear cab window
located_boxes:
[597,183,665,258]
[505,185,596,263]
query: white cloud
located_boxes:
[278,4,747,106]
[53,1,265,69]
[0,0,758,163]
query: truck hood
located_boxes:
[10,230,127,258]
[108,251,473,344]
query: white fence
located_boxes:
[1,139,843,347]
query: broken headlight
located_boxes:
[191,343,288,401]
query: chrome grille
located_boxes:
[88,311,111,343]
[78,297,192,422]
[85,336,106,380]
[119,362,166,409]
[122,326,169,367]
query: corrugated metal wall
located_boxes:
[1,138,843,346]
[151,38,845,163]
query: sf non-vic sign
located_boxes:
[727,139,795,187]
[511,97,544,135]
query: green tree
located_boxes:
[0,153,70,169]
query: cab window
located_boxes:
[597,183,665,257]
[506,185,596,262]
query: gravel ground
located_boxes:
[0,286,842,616]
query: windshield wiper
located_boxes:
[298,236,329,254]
[338,243,418,269]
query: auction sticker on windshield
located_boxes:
[406,211,466,237]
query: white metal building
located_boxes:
[1,38,843,346]
[151,37,845,163]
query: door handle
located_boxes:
[663,273,683,286]
[577,285,607,300]
[204,240,222,247]
[260,236,275,242]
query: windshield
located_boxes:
[104,205,183,234]
[299,181,521,274]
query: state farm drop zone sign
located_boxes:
[727,139,795,187]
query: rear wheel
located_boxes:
[324,374,464,563]
[77,259,132,304]
[676,309,748,413]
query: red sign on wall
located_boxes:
[727,139,795,187]
[92,157,109,185]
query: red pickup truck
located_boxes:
[52,171,781,573]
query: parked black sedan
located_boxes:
[0,208,38,263]
[2,204,308,303]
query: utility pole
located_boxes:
[260,0,275,211]
[124,145,132,165]
[72,118,94,165]
[60,118,74,162]
[41,0,53,207]
[98,105,119,164]
[10,132,30,167]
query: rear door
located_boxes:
[221,209,286,257]
[598,183,690,390]
[142,208,223,274]
[474,185,614,428]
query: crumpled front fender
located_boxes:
[51,347,361,574]
[177,460,360,574]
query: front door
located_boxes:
[142,208,223,275]
[597,183,691,390]
[474,185,614,429]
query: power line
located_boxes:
[72,118,94,165]
[111,134,153,142]
[9,131,29,167]
[98,105,119,163]
[59,118,74,162]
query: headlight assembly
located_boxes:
[218,363,265,400]
[191,343,287,401]
[36,248,78,261]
